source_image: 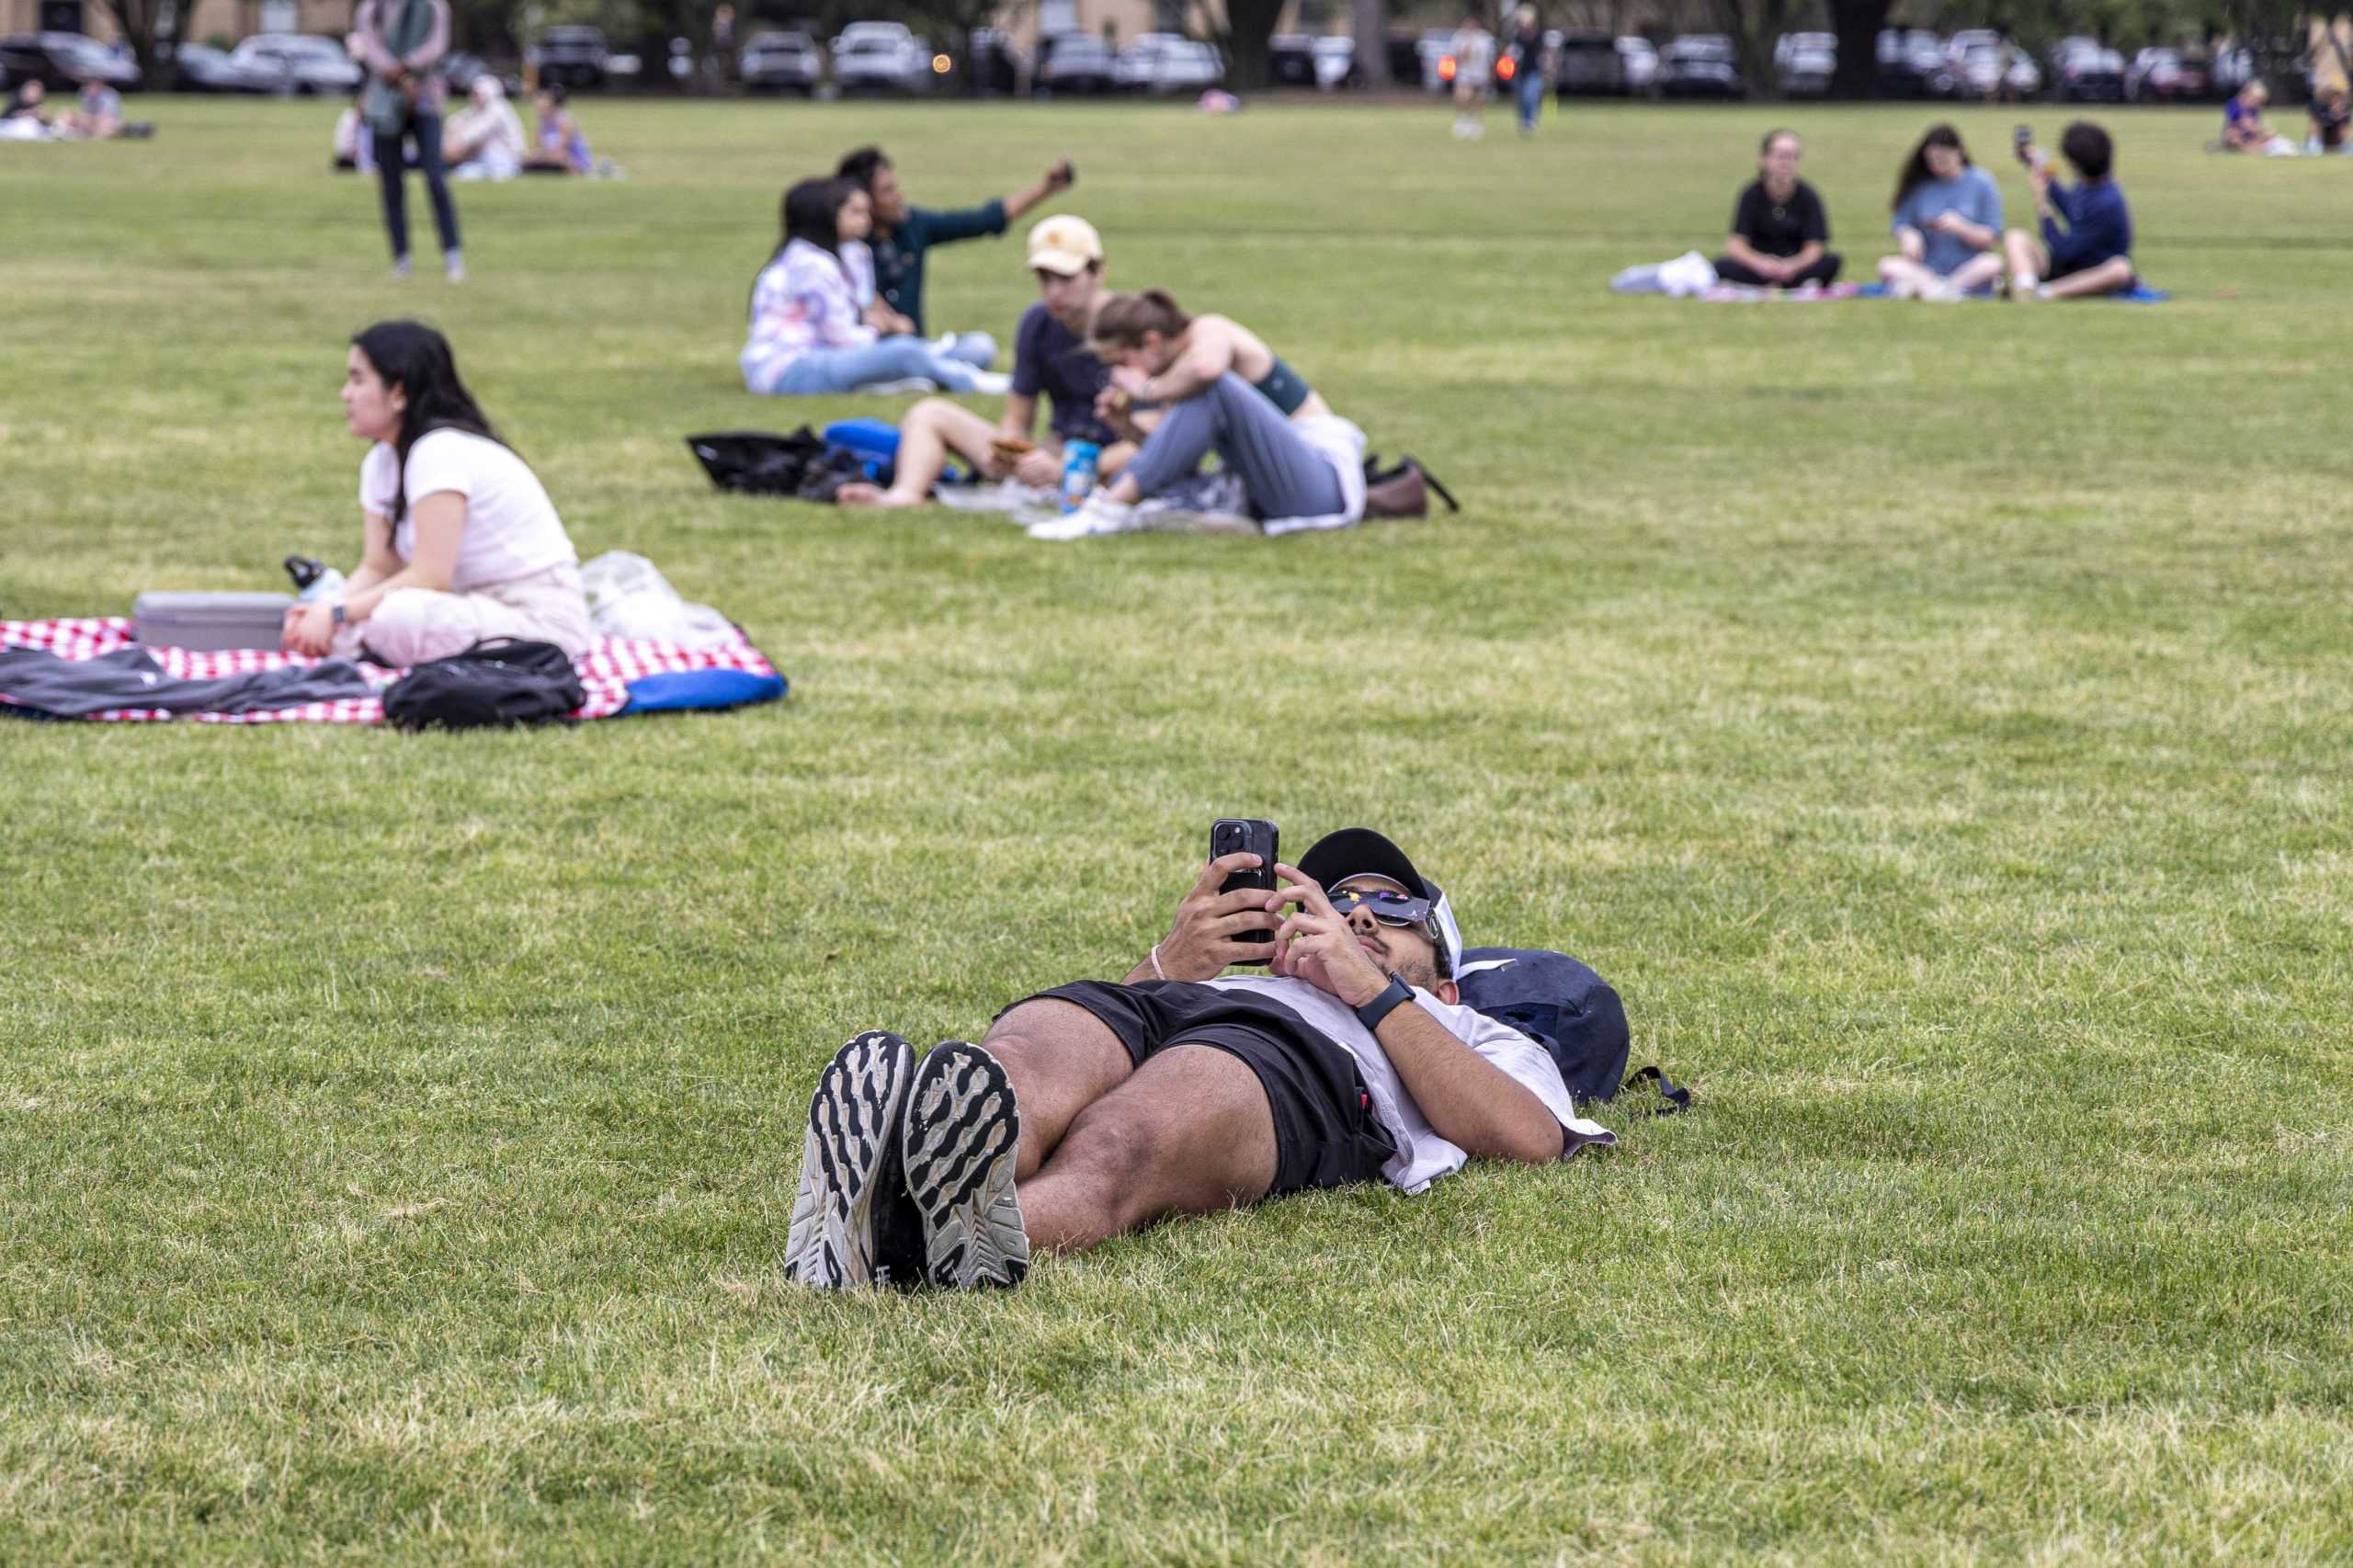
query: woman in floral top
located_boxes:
[742,179,1009,397]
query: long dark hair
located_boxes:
[350,320,505,528]
[748,176,852,317]
[1893,123,1969,210]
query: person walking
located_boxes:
[355,0,463,281]
[1505,6,1547,137]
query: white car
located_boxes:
[1113,35,1221,95]
[1312,36,1354,89]
[230,33,360,95]
[1616,36,1658,95]
[832,25,935,95]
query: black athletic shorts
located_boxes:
[1007,981,1399,1198]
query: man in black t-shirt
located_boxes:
[837,215,1132,510]
[1713,129,1842,289]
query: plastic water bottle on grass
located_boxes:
[1060,440,1101,513]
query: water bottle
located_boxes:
[1059,440,1101,513]
[284,554,346,603]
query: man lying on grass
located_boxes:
[784,829,1606,1291]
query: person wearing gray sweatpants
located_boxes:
[1029,289,1369,540]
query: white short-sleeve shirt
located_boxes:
[1205,974,1597,1193]
[359,428,578,594]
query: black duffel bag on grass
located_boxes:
[383,638,586,732]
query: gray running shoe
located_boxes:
[903,1041,1030,1290]
[784,1030,918,1290]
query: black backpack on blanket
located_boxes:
[383,638,586,731]
[1457,947,1691,1113]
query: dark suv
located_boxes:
[529,27,609,89]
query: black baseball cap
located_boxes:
[1297,828,1462,978]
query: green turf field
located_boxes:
[3,97,2350,1562]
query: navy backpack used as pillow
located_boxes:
[1456,946,1691,1113]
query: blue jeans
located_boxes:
[1122,373,1344,520]
[372,108,460,262]
[754,336,982,396]
[1517,73,1543,131]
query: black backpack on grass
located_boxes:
[685,428,865,503]
[1457,947,1691,1113]
[383,638,585,732]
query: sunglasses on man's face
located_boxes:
[1328,889,1434,928]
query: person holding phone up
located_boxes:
[2002,121,2137,301]
[781,828,1608,1294]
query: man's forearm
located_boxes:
[1374,1002,1561,1163]
[1002,178,1052,222]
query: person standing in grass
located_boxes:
[2002,122,2135,301]
[1448,10,1495,140]
[837,215,1131,508]
[283,320,589,665]
[1876,125,2005,301]
[1029,288,1365,540]
[1504,6,1547,137]
[740,178,1014,397]
[354,0,463,281]
[835,144,1075,366]
[783,829,1607,1291]
[1713,129,1841,289]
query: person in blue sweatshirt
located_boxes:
[2002,121,2135,301]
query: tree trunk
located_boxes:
[94,0,165,80]
[1829,0,1890,98]
[1223,0,1283,88]
[1351,0,1389,87]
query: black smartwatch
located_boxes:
[1353,972,1415,1032]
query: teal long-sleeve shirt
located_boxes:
[870,199,1009,336]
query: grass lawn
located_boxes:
[4,95,2352,1562]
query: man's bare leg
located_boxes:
[836,398,1000,508]
[979,999,1135,1179]
[1017,1044,1279,1254]
[2041,255,2135,298]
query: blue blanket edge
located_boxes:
[618,666,788,715]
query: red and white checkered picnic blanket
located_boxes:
[0,617,782,724]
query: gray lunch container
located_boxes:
[132,591,296,652]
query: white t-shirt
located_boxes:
[1204,974,1597,1194]
[1452,27,1495,85]
[359,429,578,594]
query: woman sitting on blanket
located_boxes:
[741,178,1009,397]
[1713,129,1841,290]
[1876,124,2005,301]
[283,320,591,665]
[1030,289,1367,540]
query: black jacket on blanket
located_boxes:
[0,647,379,719]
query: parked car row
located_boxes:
[0,22,2274,105]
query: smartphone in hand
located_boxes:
[1211,819,1279,958]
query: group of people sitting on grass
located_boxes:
[2,76,136,141]
[2219,79,2351,156]
[334,79,598,181]
[1712,120,2136,301]
[740,145,1370,537]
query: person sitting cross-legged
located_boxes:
[1714,128,1842,290]
[836,215,1134,508]
[1875,123,2005,301]
[284,319,591,666]
[2003,121,2136,301]
[782,828,1608,1292]
[1031,289,1368,540]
